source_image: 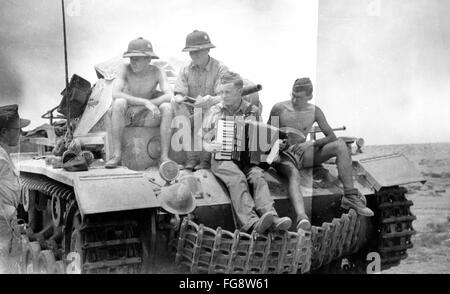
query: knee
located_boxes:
[159,102,173,114]
[335,139,349,155]
[246,167,265,184]
[327,139,347,155]
[112,98,127,111]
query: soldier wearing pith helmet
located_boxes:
[106,37,175,169]
[172,30,229,171]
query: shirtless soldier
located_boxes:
[106,38,174,169]
[268,78,374,229]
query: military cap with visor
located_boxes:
[182,30,216,52]
[0,104,30,129]
[123,37,160,59]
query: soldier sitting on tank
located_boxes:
[201,72,292,234]
[268,78,374,229]
[105,37,174,169]
[172,30,229,171]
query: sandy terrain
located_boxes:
[364,143,450,274]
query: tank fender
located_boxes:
[354,153,426,191]
[73,172,160,217]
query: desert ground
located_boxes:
[365,143,450,274]
[1,143,449,274]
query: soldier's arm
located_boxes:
[149,67,174,106]
[0,159,18,219]
[192,64,230,108]
[173,67,188,103]
[314,106,337,148]
[207,64,230,106]
[112,66,150,106]
[200,107,221,153]
[267,103,295,141]
[267,103,282,126]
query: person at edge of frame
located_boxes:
[0,104,30,273]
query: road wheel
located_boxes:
[36,250,58,274]
[55,260,66,274]
[24,241,41,274]
[68,211,83,274]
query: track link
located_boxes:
[20,173,146,274]
[76,216,143,274]
[375,186,416,270]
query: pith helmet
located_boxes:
[182,30,216,52]
[158,183,196,215]
[123,37,160,59]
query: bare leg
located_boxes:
[110,98,128,158]
[159,102,173,162]
[302,139,354,189]
[302,140,373,216]
[272,158,308,221]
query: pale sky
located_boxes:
[317,0,450,145]
[0,0,318,132]
[1,0,449,145]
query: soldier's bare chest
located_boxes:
[125,72,158,99]
[279,106,315,133]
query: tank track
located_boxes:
[312,186,417,274]
[175,209,363,274]
[375,186,416,270]
[20,173,145,274]
[69,209,143,274]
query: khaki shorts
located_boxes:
[125,106,161,128]
[281,144,311,170]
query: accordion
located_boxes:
[214,119,280,165]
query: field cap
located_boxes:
[0,104,30,129]
[292,78,313,100]
[182,30,216,52]
[123,37,160,59]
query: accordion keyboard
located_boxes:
[215,120,235,160]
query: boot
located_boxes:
[296,216,311,231]
[341,188,374,217]
[184,151,199,171]
[272,216,292,231]
[252,212,274,234]
[105,155,121,169]
[194,160,211,171]
[195,152,211,170]
[184,159,198,171]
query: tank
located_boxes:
[11,59,426,274]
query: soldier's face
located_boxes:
[291,90,312,107]
[0,123,21,147]
[189,49,209,65]
[219,83,242,107]
[129,56,151,73]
